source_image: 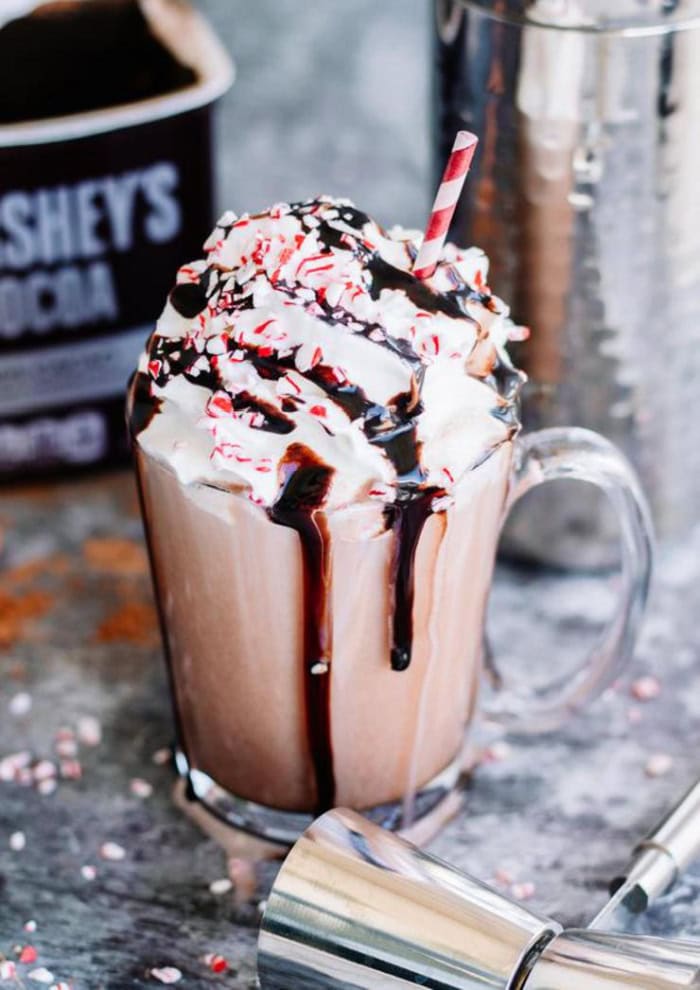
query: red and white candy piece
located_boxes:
[413,131,478,281]
[9,692,32,717]
[32,760,56,783]
[0,750,32,781]
[100,841,126,862]
[209,877,232,896]
[60,759,82,781]
[77,715,102,747]
[130,778,153,799]
[27,968,54,985]
[54,735,78,759]
[150,966,182,984]
[9,831,26,851]
[202,953,228,974]
[206,392,234,418]
[631,675,661,701]
[645,753,673,778]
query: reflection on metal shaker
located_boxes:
[434,0,700,565]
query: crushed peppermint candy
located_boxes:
[645,753,674,778]
[202,953,228,974]
[492,868,514,887]
[631,676,661,701]
[130,778,153,799]
[481,740,512,764]
[54,737,78,759]
[59,760,82,780]
[0,961,16,980]
[9,692,32,717]
[9,831,26,851]
[33,760,57,782]
[152,748,171,766]
[208,877,232,896]
[100,842,126,862]
[37,778,57,796]
[0,751,32,781]
[19,946,38,964]
[28,969,54,984]
[150,966,182,984]
[23,921,37,933]
[76,716,102,747]
[80,864,97,881]
[50,983,72,990]
[511,882,536,901]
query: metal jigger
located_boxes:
[258,783,700,990]
[257,807,560,990]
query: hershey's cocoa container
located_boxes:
[0,0,233,479]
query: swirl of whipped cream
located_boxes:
[129,196,524,511]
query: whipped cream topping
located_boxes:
[129,196,524,512]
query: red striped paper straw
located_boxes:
[413,130,478,281]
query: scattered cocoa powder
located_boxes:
[0,554,70,587]
[0,589,54,648]
[83,537,148,576]
[95,601,158,645]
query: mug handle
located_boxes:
[482,427,654,733]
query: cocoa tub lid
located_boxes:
[0,0,234,148]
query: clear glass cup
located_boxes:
[131,424,653,847]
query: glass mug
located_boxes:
[132,424,652,846]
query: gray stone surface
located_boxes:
[2,1,700,987]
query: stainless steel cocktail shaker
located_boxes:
[434,1,700,564]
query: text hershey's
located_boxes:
[0,161,181,338]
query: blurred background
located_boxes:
[199,0,431,228]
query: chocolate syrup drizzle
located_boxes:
[127,370,162,435]
[268,443,335,809]
[127,197,522,811]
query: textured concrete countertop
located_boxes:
[2,0,700,987]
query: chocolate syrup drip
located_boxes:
[233,392,295,434]
[268,443,336,811]
[384,490,440,672]
[127,371,162,436]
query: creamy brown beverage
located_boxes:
[127,197,525,824]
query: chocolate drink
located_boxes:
[127,198,524,817]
